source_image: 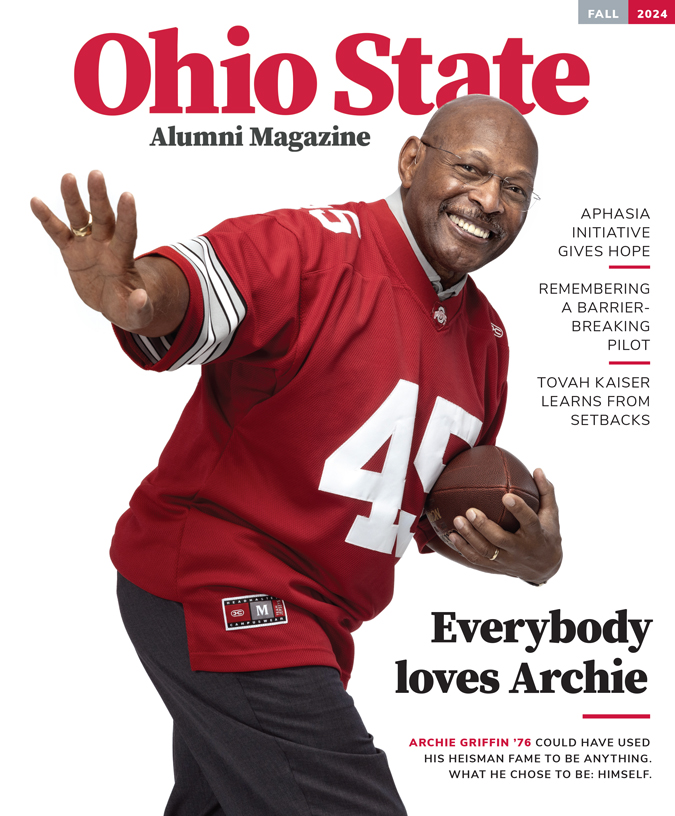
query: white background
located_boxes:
[3,2,672,813]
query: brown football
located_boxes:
[425,446,539,544]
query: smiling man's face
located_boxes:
[399,96,538,287]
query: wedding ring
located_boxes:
[72,212,93,237]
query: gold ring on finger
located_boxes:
[71,212,93,238]
[489,548,500,561]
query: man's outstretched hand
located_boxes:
[31,171,188,336]
[427,469,562,585]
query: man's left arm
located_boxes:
[426,469,562,585]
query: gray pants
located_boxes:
[117,574,407,816]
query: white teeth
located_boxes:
[449,214,490,239]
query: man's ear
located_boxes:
[398,137,423,189]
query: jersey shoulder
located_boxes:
[211,201,374,274]
[462,276,509,346]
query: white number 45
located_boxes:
[319,379,481,557]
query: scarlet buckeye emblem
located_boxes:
[433,306,447,325]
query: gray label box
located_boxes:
[579,0,628,23]
[251,600,273,620]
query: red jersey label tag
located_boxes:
[222,594,288,631]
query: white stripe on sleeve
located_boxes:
[132,332,162,363]
[130,237,247,370]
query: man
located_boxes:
[31,95,561,815]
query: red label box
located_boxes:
[629,1,674,22]
[226,603,252,622]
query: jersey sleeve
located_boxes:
[414,513,441,553]
[475,381,508,447]
[114,214,304,372]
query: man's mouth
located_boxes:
[448,213,491,240]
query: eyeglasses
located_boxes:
[420,140,540,212]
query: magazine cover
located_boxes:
[5,1,672,813]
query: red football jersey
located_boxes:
[111,199,509,685]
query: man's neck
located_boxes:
[385,189,467,300]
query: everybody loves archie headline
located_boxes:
[396,610,652,695]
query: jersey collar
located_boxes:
[385,188,468,302]
[368,196,465,326]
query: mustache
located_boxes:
[441,204,507,240]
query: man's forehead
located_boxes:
[424,97,538,174]
[432,108,529,147]
[425,96,529,135]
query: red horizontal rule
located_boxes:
[583,714,650,719]
[629,1,674,23]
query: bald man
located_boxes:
[32,96,561,816]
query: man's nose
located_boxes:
[466,176,505,214]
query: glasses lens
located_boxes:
[450,164,536,211]
[500,180,534,212]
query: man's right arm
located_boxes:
[31,170,189,337]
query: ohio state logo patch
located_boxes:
[432,305,447,325]
[222,594,288,631]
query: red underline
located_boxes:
[608,361,650,365]
[608,265,650,269]
[583,714,650,719]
